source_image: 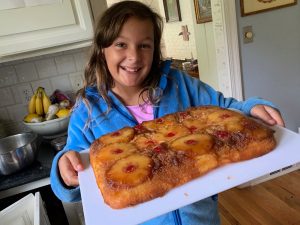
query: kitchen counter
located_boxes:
[0,140,55,194]
[0,160,50,192]
[0,139,74,225]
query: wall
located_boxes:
[0,0,220,135]
[157,0,218,89]
[235,1,300,132]
[193,20,218,89]
[157,0,197,60]
[0,47,89,134]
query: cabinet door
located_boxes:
[0,193,34,225]
[34,192,51,225]
[0,0,94,58]
[0,192,51,225]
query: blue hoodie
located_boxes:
[50,61,276,225]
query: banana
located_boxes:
[28,92,36,114]
[23,113,43,123]
[35,88,44,116]
[41,88,51,114]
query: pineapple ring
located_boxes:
[207,110,243,125]
[99,127,135,145]
[106,154,153,188]
[182,119,208,133]
[134,134,158,149]
[170,133,214,156]
[141,114,178,131]
[151,125,190,143]
[97,143,137,164]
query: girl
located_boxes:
[50,1,284,224]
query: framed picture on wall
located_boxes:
[241,0,297,16]
[194,0,212,24]
[163,0,182,22]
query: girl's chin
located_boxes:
[116,80,145,90]
[120,82,143,88]
[119,76,147,86]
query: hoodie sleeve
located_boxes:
[50,100,95,202]
[50,149,82,202]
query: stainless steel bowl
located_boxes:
[0,133,41,175]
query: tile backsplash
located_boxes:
[0,47,90,135]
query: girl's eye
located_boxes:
[115,42,126,48]
[140,44,151,49]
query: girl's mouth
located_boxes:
[120,66,141,72]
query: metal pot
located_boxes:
[0,133,41,175]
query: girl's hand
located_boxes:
[250,105,285,127]
[58,151,84,187]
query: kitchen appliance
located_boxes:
[50,136,67,151]
[0,133,41,175]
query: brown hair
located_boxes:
[77,1,164,110]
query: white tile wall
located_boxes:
[12,83,34,104]
[55,54,77,75]
[0,107,9,121]
[31,79,53,96]
[0,66,18,87]
[35,58,58,78]
[73,51,89,71]
[15,62,39,82]
[6,104,28,122]
[69,72,84,92]
[50,74,73,92]
[0,87,15,107]
[0,47,90,135]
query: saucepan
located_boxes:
[0,133,41,175]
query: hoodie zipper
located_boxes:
[172,209,182,225]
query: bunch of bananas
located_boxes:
[28,87,51,116]
[24,87,71,123]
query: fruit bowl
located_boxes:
[23,115,70,137]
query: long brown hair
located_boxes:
[77,1,164,110]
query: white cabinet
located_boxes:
[0,0,107,62]
[0,192,50,225]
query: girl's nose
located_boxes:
[127,47,139,61]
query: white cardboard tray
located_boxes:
[78,126,300,225]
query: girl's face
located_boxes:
[103,17,154,92]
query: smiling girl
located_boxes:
[50,1,284,224]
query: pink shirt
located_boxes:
[126,103,154,124]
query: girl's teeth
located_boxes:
[124,67,138,72]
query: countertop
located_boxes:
[0,140,56,192]
[0,140,73,225]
